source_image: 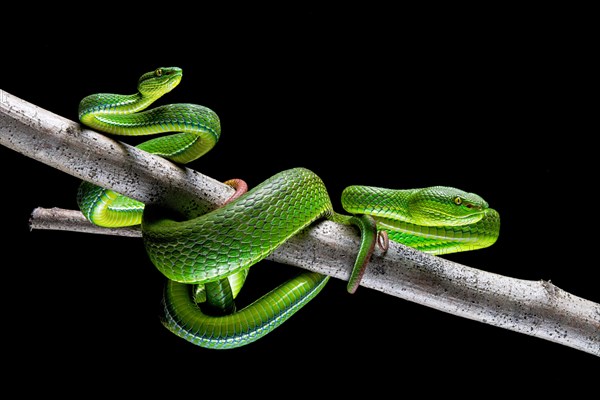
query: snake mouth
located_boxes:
[166,74,183,91]
[161,68,183,90]
[423,206,487,226]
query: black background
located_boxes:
[1,7,597,392]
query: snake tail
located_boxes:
[344,214,378,294]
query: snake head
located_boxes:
[408,186,489,226]
[138,67,183,96]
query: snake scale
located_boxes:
[77,67,500,349]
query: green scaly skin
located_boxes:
[76,67,378,349]
[341,185,500,255]
[77,67,220,227]
[77,67,500,350]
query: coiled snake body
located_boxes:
[77,67,500,349]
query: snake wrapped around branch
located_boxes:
[76,67,500,349]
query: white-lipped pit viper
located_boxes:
[76,67,500,349]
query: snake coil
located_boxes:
[77,67,500,349]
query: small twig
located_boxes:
[30,207,142,237]
[2,90,599,356]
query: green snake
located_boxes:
[77,67,500,349]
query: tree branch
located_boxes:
[2,90,599,356]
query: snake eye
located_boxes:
[155,68,163,77]
[454,196,462,205]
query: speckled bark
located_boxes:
[0,91,233,218]
[2,90,599,356]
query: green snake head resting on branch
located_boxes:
[76,66,501,349]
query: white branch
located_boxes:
[2,90,599,356]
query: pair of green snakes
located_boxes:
[77,67,500,349]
